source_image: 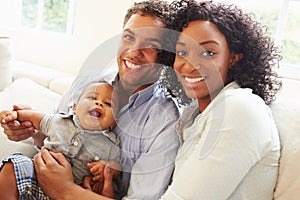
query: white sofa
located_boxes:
[0,60,75,161]
[0,47,300,199]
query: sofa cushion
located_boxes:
[0,78,62,161]
[12,60,75,90]
[271,78,300,200]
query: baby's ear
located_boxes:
[71,103,77,114]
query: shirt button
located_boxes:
[94,156,99,161]
[73,141,78,146]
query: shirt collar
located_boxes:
[128,81,158,110]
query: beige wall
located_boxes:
[0,0,136,74]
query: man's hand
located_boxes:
[84,160,121,198]
[1,104,35,141]
[34,148,75,199]
[82,175,104,193]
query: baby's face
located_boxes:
[73,82,118,131]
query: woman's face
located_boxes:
[174,20,239,111]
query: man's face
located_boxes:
[117,13,165,90]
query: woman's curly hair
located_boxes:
[164,0,282,105]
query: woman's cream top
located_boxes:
[161,82,280,200]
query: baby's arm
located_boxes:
[17,110,47,147]
[0,109,47,147]
[15,110,45,130]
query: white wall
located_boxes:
[0,0,136,74]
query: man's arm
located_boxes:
[34,148,114,200]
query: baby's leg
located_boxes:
[0,162,18,200]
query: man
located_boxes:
[1,1,180,199]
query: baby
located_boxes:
[0,81,120,199]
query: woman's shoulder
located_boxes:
[222,82,266,108]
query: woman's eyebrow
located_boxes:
[176,40,219,46]
[199,40,219,46]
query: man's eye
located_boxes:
[145,43,159,49]
[123,34,134,41]
[202,51,215,57]
[176,50,187,57]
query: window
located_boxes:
[21,0,76,34]
[215,0,300,74]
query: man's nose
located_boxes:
[128,42,144,60]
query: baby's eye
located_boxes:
[202,51,215,57]
[105,102,112,107]
[88,96,96,100]
[176,50,187,57]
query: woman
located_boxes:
[160,0,282,199]
[20,1,282,199]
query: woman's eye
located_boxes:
[202,51,215,57]
[176,50,187,57]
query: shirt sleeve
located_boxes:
[161,93,276,200]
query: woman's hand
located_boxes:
[1,104,35,141]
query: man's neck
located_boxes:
[117,82,154,108]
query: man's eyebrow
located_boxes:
[124,28,134,35]
[145,38,161,43]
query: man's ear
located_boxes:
[230,53,244,68]
[72,103,77,114]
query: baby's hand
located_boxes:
[0,110,18,124]
[87,160,107,182]
[87,160,121,182]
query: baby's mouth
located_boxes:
[89,108,102,118]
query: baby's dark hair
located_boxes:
[166,0,282,104]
